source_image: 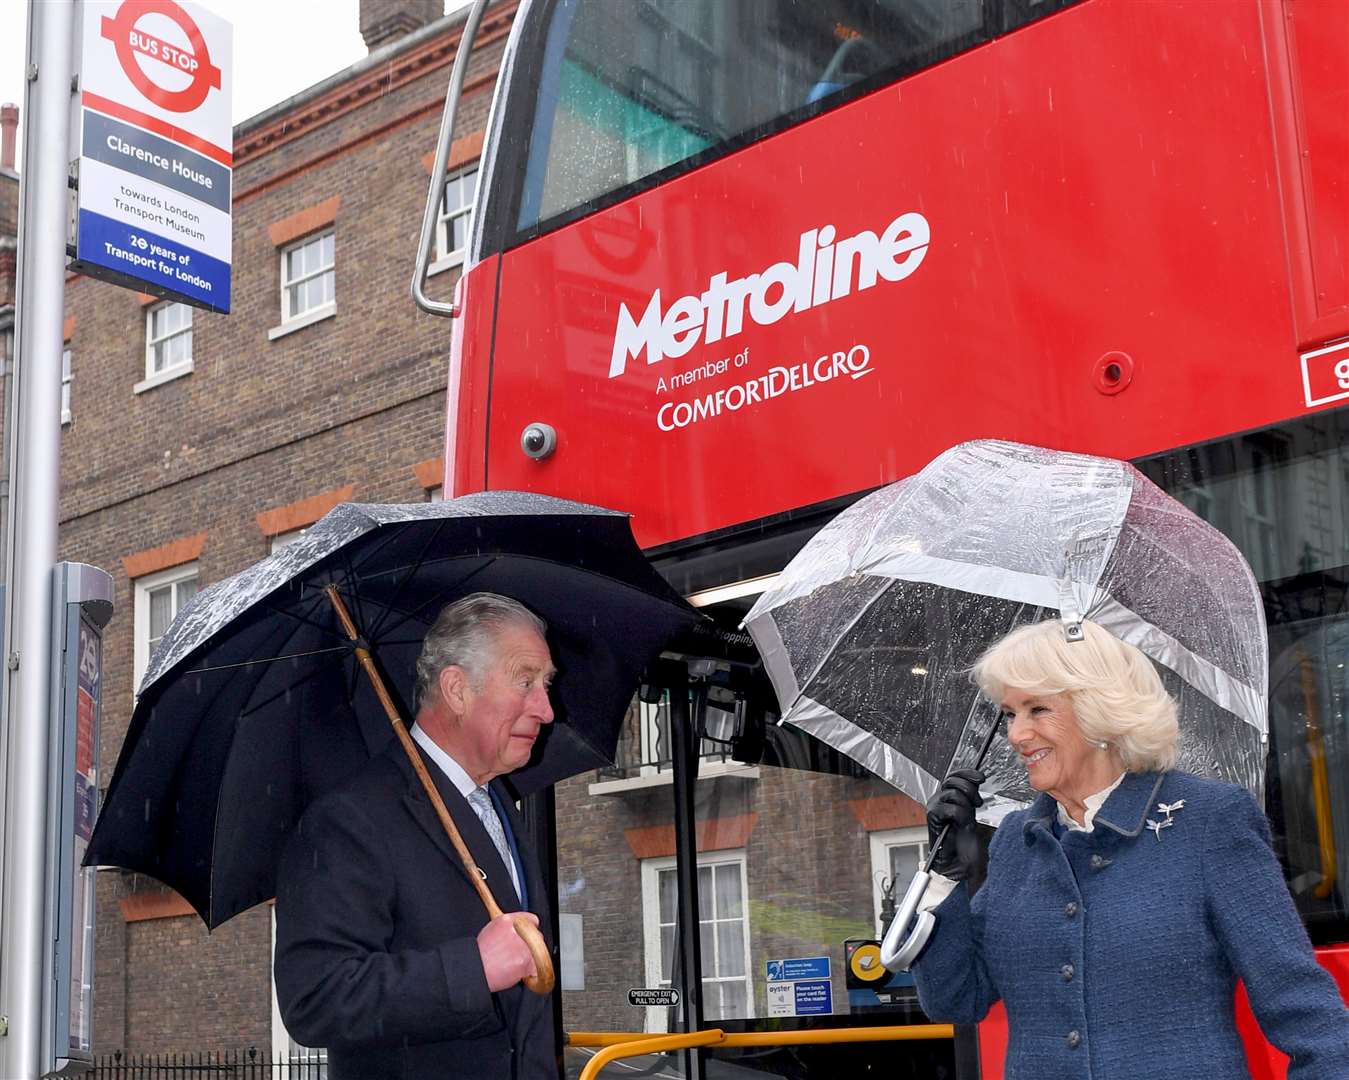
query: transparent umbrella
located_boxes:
[743,440,1269,963]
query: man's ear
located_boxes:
[438,665,470,716]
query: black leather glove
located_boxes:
[926,768,985,880]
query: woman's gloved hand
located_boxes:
[926,768,985,880]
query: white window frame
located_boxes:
[429,165,478,274]
[268,527,309,554]
[427,485,443,502]
[868,826,928,938]
[270,908,327,1075]
[137,301,194,392]
[270,230,336,340]
[133,563,199,694]
[61,345,72,424]
[640,850,751,1033]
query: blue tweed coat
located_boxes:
[912,770,1349,1079]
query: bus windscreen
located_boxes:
[517,0,989,235]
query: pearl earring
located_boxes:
[1097,741,1109,751]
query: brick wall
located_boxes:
[46,1,519,1057]
[555,762,921,1034]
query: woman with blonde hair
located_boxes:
[912,618,1349,1079]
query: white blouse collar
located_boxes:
[1056,772,1127,833]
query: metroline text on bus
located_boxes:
[608,211,931,378]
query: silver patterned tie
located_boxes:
[467,787,517,894]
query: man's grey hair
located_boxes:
[414,592,548,709]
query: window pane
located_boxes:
[520,0,987,230]
[697,865,712,920]
[286,246,305,282]
[887,843,921,889]
[148,586,173,640]
[1135,415,1349,945]
[659,924,674,982]
[714,980,748,1020]
[176,577,198,610]
[658,867,676,923]
[714,862,741,917]
[715,922,744,977]
[452,212,470,253]
[320,232,334,267]
[321,268,335,305]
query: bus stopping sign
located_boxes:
[71,0,232,312]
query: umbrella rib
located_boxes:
[234,652,338,720]
[261,591,349,643]
[336,545,375,642]
[364,518,452,641]
[365,556,502,643]
[181,646,352,676]
[790,576,898,712]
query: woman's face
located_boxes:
[1001,690,1098,795]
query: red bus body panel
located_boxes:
[447,1,1349,1073]
[458,0,1349,545]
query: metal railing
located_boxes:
[596,700,733,782]
[84,1049,326,1079]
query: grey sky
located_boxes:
[1,1,469,170]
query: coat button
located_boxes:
[1064,901,1078,917]
[1067,1030,1082,1049]
[1089,854,1106,869]
[1061,963,1075,982]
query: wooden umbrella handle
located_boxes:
[324,586,556,995]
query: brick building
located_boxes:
[54,0,517,1056]
[51,0,935,1063]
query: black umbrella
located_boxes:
[87,492,701,942]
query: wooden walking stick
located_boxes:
[324,585,556,995]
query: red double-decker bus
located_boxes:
[418,1,1349,1075]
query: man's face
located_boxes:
[455,623,556,784]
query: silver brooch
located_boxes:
[1145,799,1185,842]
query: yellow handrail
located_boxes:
[1299,653,1338,900]
[570,1023,956,1079]
[576,1029,725,1080]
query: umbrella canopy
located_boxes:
[88,491,701,927]
[745,440,1268,824]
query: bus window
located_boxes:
[1138,413,1349,944]
[516,0,991,237]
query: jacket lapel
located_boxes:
[1092,771,1166,838]
[491,781,552,939]
[394,743,523,909]
[1020,771,1167,847]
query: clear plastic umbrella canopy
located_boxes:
[744,440,1268,824]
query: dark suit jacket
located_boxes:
[274,740,558,1080]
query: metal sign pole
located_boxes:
[0,2,76,1077]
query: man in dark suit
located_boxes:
[274,593,559,1079]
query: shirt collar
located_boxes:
[1056,772,1126,833]
[410,723,478,798]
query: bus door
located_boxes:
[546,511,976,1079]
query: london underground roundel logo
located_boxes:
[100,0,222,114]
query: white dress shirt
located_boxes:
[410,723,522,897]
